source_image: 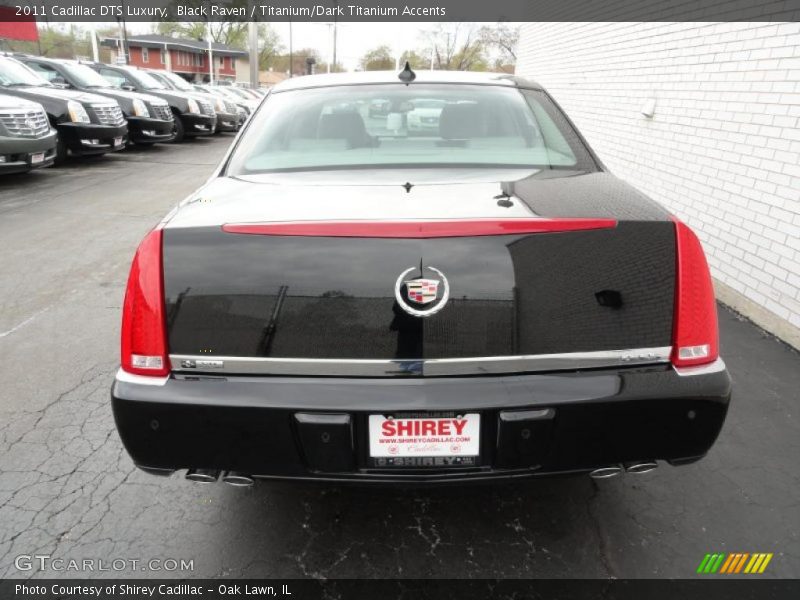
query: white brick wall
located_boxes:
[516,21,800,341]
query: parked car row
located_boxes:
[0,53,264,175]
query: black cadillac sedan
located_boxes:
[112,69,731,486]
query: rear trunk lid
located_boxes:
[162,172,675,376]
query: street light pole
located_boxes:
[208,35,214,85]
[332,1,338,71]
[119,0,130,64]
[326,23,333,73]
[89,23,99,62]
[248,21,258,88]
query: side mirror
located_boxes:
[51,76,68,88]
[121,84,135,92]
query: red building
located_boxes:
[100,34,246,83]
[0,6,39,42]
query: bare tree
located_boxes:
[422,24,488,71]
[479,23,520,72]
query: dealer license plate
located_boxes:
[114,136,123,147]
[30,152,44,164]
[368,413,480,465]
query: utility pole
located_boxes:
[326,23,333,73]
[207,36,214,84]
[204,2,213,84]
[116,18,129,64]
[332,1,338,71]
[288,21,293,77]
[89,23,99,62]
[119,0,130,64]
[248,21,258,88]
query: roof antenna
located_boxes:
[398,61,416,85]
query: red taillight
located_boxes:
[120,229,169,377]
[222,218,617,238]
[671,217,719,368]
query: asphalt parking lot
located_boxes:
[0,136,798,580]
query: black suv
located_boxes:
[19,56,174,146]
[0,93,57,174]
[86,63,216,142]
[0,56,127,163]
[145,69,239,134]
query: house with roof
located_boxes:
[100,34,247,83]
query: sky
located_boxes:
[111,20,437,71]
[271,21,437,70]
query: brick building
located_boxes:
[516,21,800,348]
[100,34,246,83]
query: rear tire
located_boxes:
[170,114,185,143]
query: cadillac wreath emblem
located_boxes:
[394,266,450,317]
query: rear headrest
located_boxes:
[439,103,486,139]
[317,112,373,148]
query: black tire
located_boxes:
[54,135,68,166]
[170,114,185,143]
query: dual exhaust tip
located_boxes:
[185,469,254,487]
[589,461,658,479]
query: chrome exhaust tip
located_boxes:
[624,461,658,474]
[221,471,255,487]
[185,468,220,483]
[589,465,624,479]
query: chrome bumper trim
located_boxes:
[169,347,672,377]
[115,368,169,386]
[673,358,726,377]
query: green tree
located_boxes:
[155,21,248,49]
[4,25,95,59]
[399,50,428,70]
[256,23,282,70]
[360,45,395,71]
[272,48,320,76]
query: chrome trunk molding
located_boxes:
[169,347,672,377]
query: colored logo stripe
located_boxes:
[698,553,773,574]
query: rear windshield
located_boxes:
[227,83,598,174]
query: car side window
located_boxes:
[27,62,58,81]
[99,68,126,88]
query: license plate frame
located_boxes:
[113,136,123,147]
[30,152,45,164]
[367,412,481,468]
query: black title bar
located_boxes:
[3,0,800,22]
[1,579,800,600]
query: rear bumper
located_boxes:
[111,360,731,484]
[127,116,175,143]
[58,122,127,155]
